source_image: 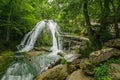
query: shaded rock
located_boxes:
[58,50,81,62]
[67,59,81,74]
[79,58,90,69]
[108,63,120,80]
[36,65,68,80]
[70,45,80,50]
[79,58,94,75]
[66,70,94,80]
[104,38,120,49]
[90,48,120,64]
[58,51,66,57]
[34,47,52,52]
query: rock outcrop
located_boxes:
[108,63,120,80]
[104,38,120,49]
[66,70,94,80]
[36,65,68,80]
[89,48,120,64]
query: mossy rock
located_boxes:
[0,51,15,78]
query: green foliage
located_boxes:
[0,0,37,50]
[94,64,112,80]
[98,30,113,42]
[61,57,67,64]
[105,57,118,64]
[93,57,119,80]
[39,32,51,46]
[98,76,112,80]
[0,51,15,78]
[94,64,108,77]
[0,51,15,56]
[0,0,119,51]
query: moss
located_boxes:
[0,51,15,78]
[0,51,15,56]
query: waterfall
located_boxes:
[17,20,62,53]
[1,20,62,80]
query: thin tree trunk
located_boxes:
[99,0,103,11]
[110,0,120,38]
[100,0,110,31]
[83,0,92,35]
[6,0,13,41]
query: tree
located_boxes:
[83,0,93,39]
[0,0,36,49]
[110,0,120,38]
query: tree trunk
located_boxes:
[110,0,120,38]
[99,0,110,43]
[83,0,93,37]
[99,0,103,11]
[100,0,110,31]
[6,0,13,41]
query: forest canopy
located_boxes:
[0,0,120,51]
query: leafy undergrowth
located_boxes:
[94,64,112,80]
[93,57,119,80]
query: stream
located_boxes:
[1,20,62,80]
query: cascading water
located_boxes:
[1,20,62,80]
[17,20,62,53]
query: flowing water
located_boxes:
[1,20,62,80]
[17,20,62,52]
[1,57,36,80]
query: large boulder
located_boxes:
[66,70,94,80]
[36,65,68,80]
[108,63,120,80]
[104,38,120,49]
[89,48,120,64]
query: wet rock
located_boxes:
[79,58,94,75]
[36,65,68,80]
[108,63,120,80]
[66,70,94,80]
[89,48,120,64]
[64,53,81,62]
[58,50,81,62]
[70,45,80,50]
[58,51,66,57]
[104,38,120,49]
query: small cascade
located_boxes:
[30,54,56,74]
[1,20,63,80]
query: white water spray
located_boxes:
[17,20,62,53]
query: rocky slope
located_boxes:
[36,38,120,80]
